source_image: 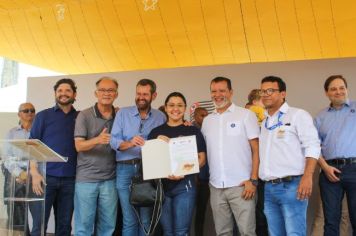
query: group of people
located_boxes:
[2,74,355,236]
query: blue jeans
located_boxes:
[74,179,118,236]
[264,176,308,236]
[319,162,356,236]
[42,175,75,236]
[116,164,151,236]
[161,178,196,236]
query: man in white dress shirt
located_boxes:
[201,76,260,236]
[258,76,320,236]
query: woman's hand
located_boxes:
[157,135,170,143]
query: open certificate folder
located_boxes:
[142,135,200,180]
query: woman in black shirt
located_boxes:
[148,92,206,236]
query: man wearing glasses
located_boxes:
[110,79,166,236]
[258,76,320,236]
[30,78,78,236]
[74,77,119,236]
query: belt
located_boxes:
[265,175,302,184]
[117,158,141,165]
[326,158,356,165]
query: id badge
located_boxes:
[276,128,285,139]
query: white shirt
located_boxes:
[201,103,260,188]
[259,102,320,181]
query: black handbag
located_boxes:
[129,165,164,235]
[130,175,162,207]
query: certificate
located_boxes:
[142,135,200,180]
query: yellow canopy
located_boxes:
[0,0,355,74]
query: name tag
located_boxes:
[276,128,286,139]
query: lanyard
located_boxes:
[265,112,284,130]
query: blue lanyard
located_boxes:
[265,112,284,130]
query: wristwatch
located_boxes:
[250,178,259,187]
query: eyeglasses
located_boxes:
[20,109,36,114]
[97,88,117,94]
[259,88,280,96]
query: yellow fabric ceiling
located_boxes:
[0,0,355,74]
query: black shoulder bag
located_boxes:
[129,164,164,235]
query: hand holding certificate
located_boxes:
[141,135,200,180]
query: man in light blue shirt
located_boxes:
[2,102,37,234]
[314,75,356,235]
[110,79,166,236]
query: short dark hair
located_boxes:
[136,79,156,94]
[261,76,286,92]
[248,89,261,103]
[96,77,119,88]
[324,75,347,91]
[54,78,77,93]
[164,92,187,106]
[210,77,232,90]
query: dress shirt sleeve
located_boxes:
[74,111,87,139]
[110,110,125,151]
[244,110,260,140]
[201,118,207,139]
[295,110,321,159]
[313,114,323,142]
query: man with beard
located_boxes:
[30,78,78,236]
[314,75,356,235]
[110,79,166,236]
[201,77,260,236]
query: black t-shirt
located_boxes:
[148,123,207,191]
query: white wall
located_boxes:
[28,58,356,117]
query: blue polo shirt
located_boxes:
[314,100,356,160]
[110,106,166,161]
[30,104,78,177]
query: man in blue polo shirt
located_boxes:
[110,79,166,236]
[314,75,356,235]
[30,78,78,236]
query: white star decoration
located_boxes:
[142,0,158,11]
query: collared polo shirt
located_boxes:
[110,105,166,161]
[314,100,356,160]
[201,103,260,188]
[259,102,320,181]
[74,103,117,182]
[30,104,78,177]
